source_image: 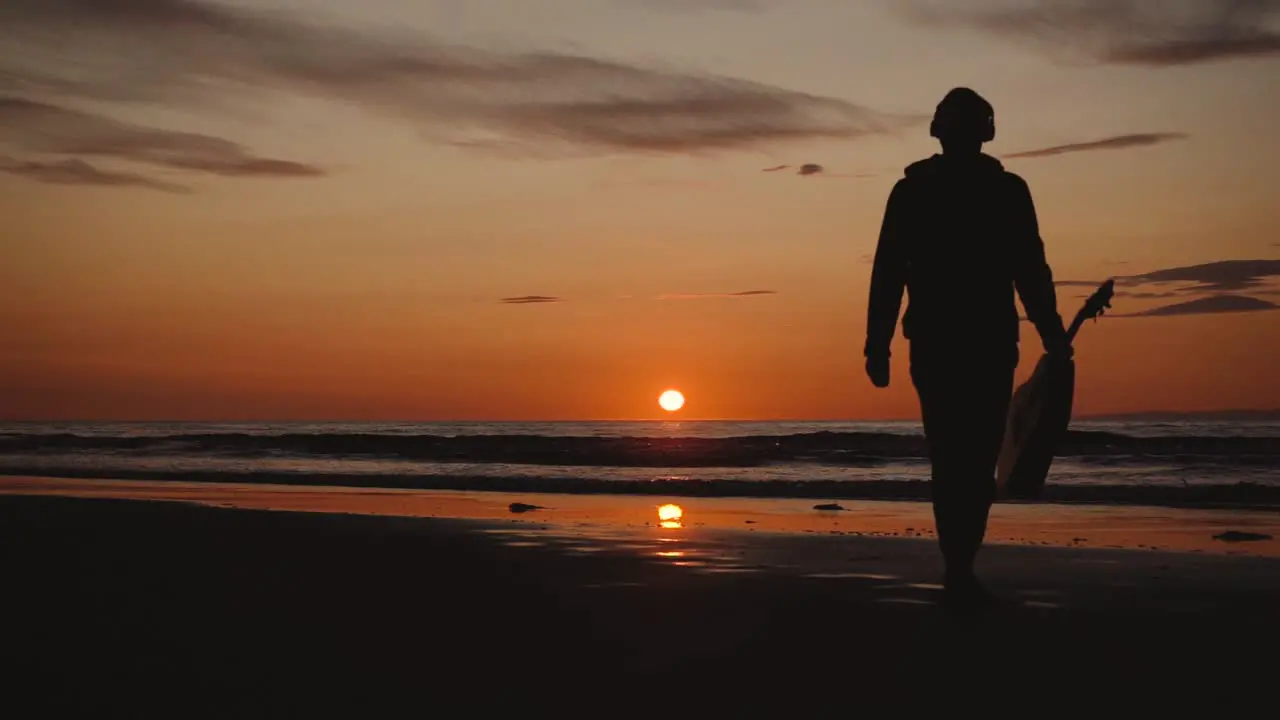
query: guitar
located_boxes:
[997,278,1115,498]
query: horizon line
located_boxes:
[1,409,1275,424]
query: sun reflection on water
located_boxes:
[658,503,683,529]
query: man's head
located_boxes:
[929,87,994,153]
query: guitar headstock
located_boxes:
[1065,279,1115,344]
[1081,279,1115,323]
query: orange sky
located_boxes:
[2,0,1278,421]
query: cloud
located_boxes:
[763,162,874,178]
[628,0,764,12]
[499,296,563,304]
[0,0,918,156]
[762,162,826,175]
[1113,290,1184,299]
[0,97,324,183]
[1058,259,1280,293]
[0,155,190,193]
[900,0,1280,66]
[1004,132,1187,159]
[1123,259,1280,292]
[1115,294,1278,317]
[657,290,778,299]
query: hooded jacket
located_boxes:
[863,152,1065,359]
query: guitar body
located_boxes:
[996,279,1112,500]
[996,352,1075,498]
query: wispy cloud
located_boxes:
[1124,259,1280,292]
[0,96,324,187]
[760,162,825,175]
[657,289,778,299]
[762,162,874,178]
[499,296,563,304]
[1004,132,1187,159]
[1058,259,1280,293]
[900,0,1280,66]
[1115,294,1278,317]
[628,0,764,12]
[0,0,918,156]
[1058,259,1280,315]
[1112,290,1184,299]
[0,155,190,193]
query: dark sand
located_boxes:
[3,494,1278,716]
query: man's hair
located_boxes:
[930,87,995,143]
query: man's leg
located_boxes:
[911,345,1017,603]
[952,356,1016,578]
[910,348,970,579]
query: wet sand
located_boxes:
[3,486,1278,715]
[2,474,1278,556]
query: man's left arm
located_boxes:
[1007,175,1068,353]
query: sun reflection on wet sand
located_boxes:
[2,476,1277,557]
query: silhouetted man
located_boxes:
[864,87,1069,612]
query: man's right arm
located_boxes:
[1007,175,1068,352]
[864,180,910,359]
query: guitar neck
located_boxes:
[1065,302,1093,344]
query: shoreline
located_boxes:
[1,468,1277,510]
[2,474,1277,557]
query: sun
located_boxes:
[658,389,685,412]
[657,504,683,522]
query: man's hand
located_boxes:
[1041,326,1074,360]
[866,354,890,388]
[1045,340,1074,360]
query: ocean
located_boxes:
[1,419,1276,507]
